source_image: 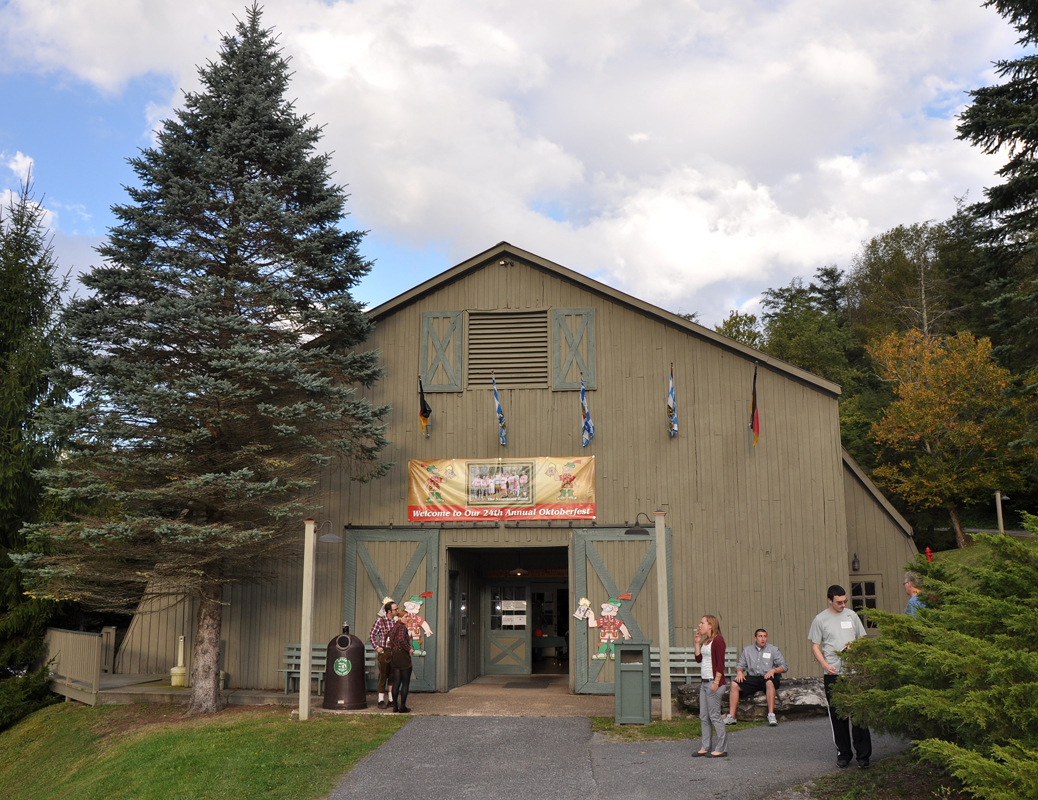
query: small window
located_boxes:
[851,580,878,629]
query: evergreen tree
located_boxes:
[0,178,66,674]
[25,5,389,715]
[759,275,853,387]
[833,528,1038,800]
[957,1,1038,374]
[0,179,66,729]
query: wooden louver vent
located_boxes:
[467,311,549,387]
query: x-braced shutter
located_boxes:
[553,308,595,389]
[421,312,463,391]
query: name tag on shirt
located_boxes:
[763,653,771,659]
[841,620,853,629]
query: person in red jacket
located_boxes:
[692,614,728,758]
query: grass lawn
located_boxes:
[0,703,406,800]
[591,713,762,741]
[931,532,1038,569]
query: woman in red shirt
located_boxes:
[387,608,414,713]
[693,614,727,757]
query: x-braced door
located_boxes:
[573,527,673,694]
[343,529,439,692]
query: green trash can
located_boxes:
[614,641,651,724]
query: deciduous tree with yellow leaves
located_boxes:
[867,330,1030,547]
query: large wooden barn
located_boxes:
[115,242,916,694]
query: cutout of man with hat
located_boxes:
[588,593,632,659]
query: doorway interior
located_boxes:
[447,546,568,688]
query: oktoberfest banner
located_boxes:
[408,457,595,522]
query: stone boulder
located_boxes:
[674,677,827,719]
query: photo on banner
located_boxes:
[407,457,595,522]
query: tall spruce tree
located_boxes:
[26,5,389,715]
[0,178,66,675]
[957,0,1038,375]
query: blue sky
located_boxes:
[0,0,1021,325]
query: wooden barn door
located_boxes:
[343,529,440,692]
[573,527,673,694]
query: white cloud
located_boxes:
[0,188,57,231]
[5,150,34,182]
[0,0,1024,324]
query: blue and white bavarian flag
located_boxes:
[667,363,678,438]
[492,372,507,446]
[580,375,595,446]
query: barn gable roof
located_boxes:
[368,241,842,397]
[842,448,914,540]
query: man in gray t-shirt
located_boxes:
[809,584,872,769]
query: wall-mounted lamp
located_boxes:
[626,512,653,535]
[851,553,860,572]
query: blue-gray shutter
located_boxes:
[420,311,463,392]
[552,308,595,389]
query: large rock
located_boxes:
[674,677,827,719]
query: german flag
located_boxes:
[749,364,759,446]
[419,376,432,437]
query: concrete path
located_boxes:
[329,716,908,800]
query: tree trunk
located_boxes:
[185,584,224,716]
[948,506,968,549]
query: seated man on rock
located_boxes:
[724,628,787,727]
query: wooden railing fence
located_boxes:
[43,627,116,705]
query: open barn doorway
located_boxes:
[446,546,568,688]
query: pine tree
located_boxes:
[956,1,1038,375]
[833,529,1038,800]
[0,179,66,729]
[0,178,66,674]
[26,5,389,715]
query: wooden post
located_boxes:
[655,509,671,720]
[300,519,317,721]
[996,491,1005,535]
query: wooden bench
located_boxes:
[277,644,328,695]
[650,646,738,686]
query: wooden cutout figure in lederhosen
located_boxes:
[403,592,434,656]
[588,594,632,659]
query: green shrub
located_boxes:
[0,666,58,732]
[833,525,1038,800]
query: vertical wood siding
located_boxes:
[843,464,918,616]
[115,254,908,687]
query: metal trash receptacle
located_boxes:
[323,626,367,710]
[615,641,651,724]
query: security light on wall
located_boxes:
[626,512,653,535]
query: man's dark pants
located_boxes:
[377,649,393,694]
[824,674,871,763]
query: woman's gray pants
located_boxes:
[699,681,728,753]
